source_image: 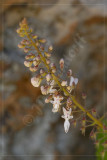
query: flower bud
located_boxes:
[16,28,22,34]
[67,97,72,107]
[59,58,64,70]
[36,42,39,47]
[48,45,53,51]
[24,48,29,53]
[31,75,42,87]
[24,60,32,67]
[29,66,38,72]
[40,45,44,51]
[72,120,77,128]
[41,85,50,95]
[45,95,53,103]
[25,53,35,60]
[92,108,96,117]
[81,117,86,126]
[90,130,96,140]
[18,44,25,48]
[40,69,46,76]
[46,59,50,64]
[46,74,52,82]
[61,81,67,86]
[101,151,105,159]
[102,141,107,149]
[67,69,72,77]
[80,126,85,136]
[39,39,46,43]
[32,35,38,39]
[44,52,51,58]
[82,93,87,99]
[94,140,99,148]
[50,63,56,73]
[35,55,40,61]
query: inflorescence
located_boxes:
[17,18,106,135]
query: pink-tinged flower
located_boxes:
[31,76,42,87]
[69,76,78,86]
[50,96,63,113]
[61,107,73,133]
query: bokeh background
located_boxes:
[0,0,107,160]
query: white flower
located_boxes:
[61,81,67,86]
[50,96,63,113]
[46,74,51,82]
[41,85,56,95]
[31,76,41,87]
[48,86,56,94]
[70,76,78,86]
[61,107,73,133]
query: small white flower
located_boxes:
[31,76,41,87]
[61,107,73,133]
[61,81,67,86]
[70,76,78,86]
[46,74,51,82]
[50,96,63,113]
[48,86,56,94]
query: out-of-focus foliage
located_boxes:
[96,120,107,160]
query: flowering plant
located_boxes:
[17,18,107,158]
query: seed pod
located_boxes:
[67,69,72,77]
[24,60,32,67]
[59,58,64,70]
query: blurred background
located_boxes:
[0,0,107,160]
